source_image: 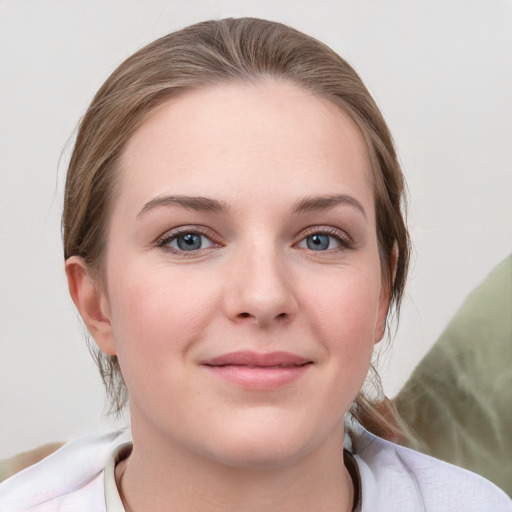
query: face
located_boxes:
[87,81,388,468]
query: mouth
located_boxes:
[200,351,313,389]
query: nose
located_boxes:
[223,243,298,327]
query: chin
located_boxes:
[208,438,310,470]
[199,417,337,470]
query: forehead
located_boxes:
[116,80,373,214]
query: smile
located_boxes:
[200,351,313,390]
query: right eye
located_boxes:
[158,230,217,252]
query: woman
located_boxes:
[0,17,509,512]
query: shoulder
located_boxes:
[0,430,130,512]
[351,429,512,512]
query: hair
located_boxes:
[63,17,410,438]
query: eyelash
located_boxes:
[156,226,221,255]
[297,226,354,252]
[155,226,354,255]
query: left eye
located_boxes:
[297,233,342,251]
[163,232,215,252]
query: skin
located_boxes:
[66,81,390,512]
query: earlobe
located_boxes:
[374,299,388,344]
[375,244,398,343]
[375,280,391,343]
[65,256,117,356]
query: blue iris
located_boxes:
[306,234,330,251]
[177,233,202,251]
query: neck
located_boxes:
[116,422,354,512]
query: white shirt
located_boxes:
[0,428,510,511]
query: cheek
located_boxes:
[307,269,382,341]
[285,269,382,433]
[105,264,219,383]
[303,267,383,383]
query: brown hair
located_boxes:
[63,17,410,437]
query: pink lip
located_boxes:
[200,351,313,390]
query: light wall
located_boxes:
[1,0,511,457]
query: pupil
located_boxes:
[307,234,329,251]
[177,233,201,250]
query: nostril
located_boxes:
[235,311,289,322]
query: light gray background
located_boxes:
[1,0,511,458]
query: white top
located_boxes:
[0,428,510,511]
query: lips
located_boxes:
[202,351,311,368]
[200,351,313,389]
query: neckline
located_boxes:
[104,442,132,511]
[344,449,362,512]
[104,443,362,512]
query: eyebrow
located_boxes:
[291,194,367,218]
[137,193,366,219]
[137,195,229,218]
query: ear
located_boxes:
[374,244,398,343]
[65,256,116,356]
